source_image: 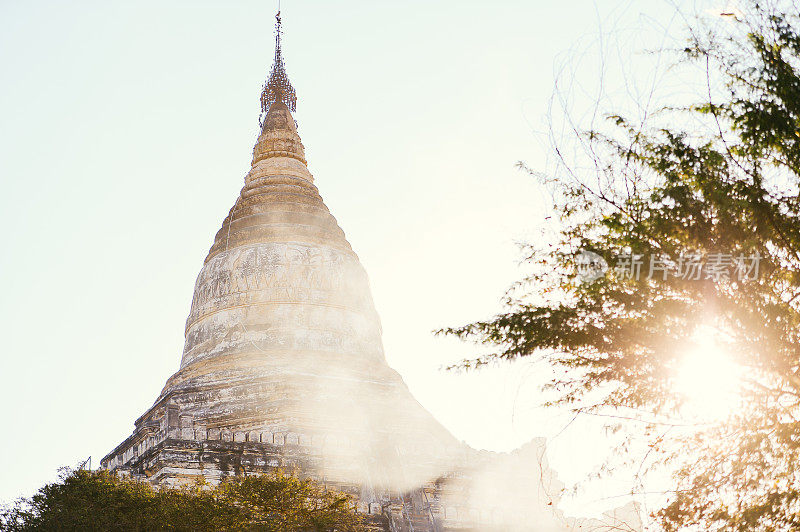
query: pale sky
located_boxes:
[0,0,714,517]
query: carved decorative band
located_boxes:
[253,150,307,165]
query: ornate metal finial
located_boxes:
[260,11,296,124]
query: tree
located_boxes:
[441,1,800,530]
[0,468,365,532]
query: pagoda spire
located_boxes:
[260,11,297,124]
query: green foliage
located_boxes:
[441,1,800,530]
[0,468,365,532]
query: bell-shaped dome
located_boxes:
[146,100,461,489]
[174,101,371,374]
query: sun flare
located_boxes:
[674,328,743,421]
